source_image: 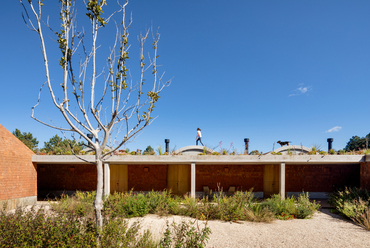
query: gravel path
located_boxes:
[129,209,370,248]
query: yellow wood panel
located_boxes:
[110,164,128,193]
[263,164,280,198]
[167,165,189,195]
[167,164,178,194]
[177,164,189,196]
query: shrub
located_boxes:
[262,193,319,219]
[352,206,370,231]
[159,220,211,248]
[329,187,370,231]
[262,195,296,219]
[295,192,320,219]
[0,206,160,247]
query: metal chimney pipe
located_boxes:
[327,138,333,152]
[165,139,170,153]
[87,134,93,141]
[244,138,249,155]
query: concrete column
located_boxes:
[279,162,285,199]
[191,162,196,198]
[104,163,110,197]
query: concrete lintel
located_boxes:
[191,162,196,199]
[32,154,365,165]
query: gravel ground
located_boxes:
[128,209,370,248]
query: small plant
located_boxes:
[249,150,261,155]
[211,151,219,155]
[319,150,327,155]
[157,145,163,155]
[287,148,293,155]
[338,149,346,155]
[159,220,211,248]
[329,149,335,155]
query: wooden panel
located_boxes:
[264,164,280,198]
[167,165,178,194]
[167,165,189,195]
[110,164,128,193]
[178,164,190,196]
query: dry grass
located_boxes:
[352,206,370,231]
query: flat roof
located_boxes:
[32,154,368,165]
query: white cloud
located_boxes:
[289,84,311,97]
[297,86,308,93]
[326,126,342,133]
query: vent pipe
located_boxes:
[165,139,170,153]
[327,138,333,152]
[244,138,249,155]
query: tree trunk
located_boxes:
[94,157,104,243]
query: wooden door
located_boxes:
[110,164,128,193]
[263,164,280,198]
[167,165,189,195]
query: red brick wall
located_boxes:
[128,164,167,191]
[37,164,98,192]
[360,162,370,190]
[35,162,363,195]
[196,164,264,192]
[286,164,360,192]
[0,125,36,201]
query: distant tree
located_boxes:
[344,133,370,151]
[12,129,39,151]
[143,145,155,155]
[42,134,84,155]
[20,0,170,237]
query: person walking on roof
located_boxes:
[196,128,204,146]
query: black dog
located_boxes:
[277,141,291,147]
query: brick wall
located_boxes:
[286,164,360,192]
[35,162,363,196]
[128,164,167,191]
[196,164,264,192]
[360,162,370,190]
[0,125,36,201]
[37,164,98,195]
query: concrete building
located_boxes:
[2,124,370,210]
[33,146,370,200]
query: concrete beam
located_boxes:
[104,163,110,197]
[32,154,365,165]
[279,162,285,199]
[191,162,196,198]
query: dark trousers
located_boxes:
[196,137,204,146]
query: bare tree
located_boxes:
[20,0,170,237]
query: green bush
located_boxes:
[0,206,160,247]
[329,187,370,231]
[159,220,211,248]
[262,193,319,219]
[329,187,370,218]
[295,192,320,219]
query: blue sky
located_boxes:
[1,0,370,153]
